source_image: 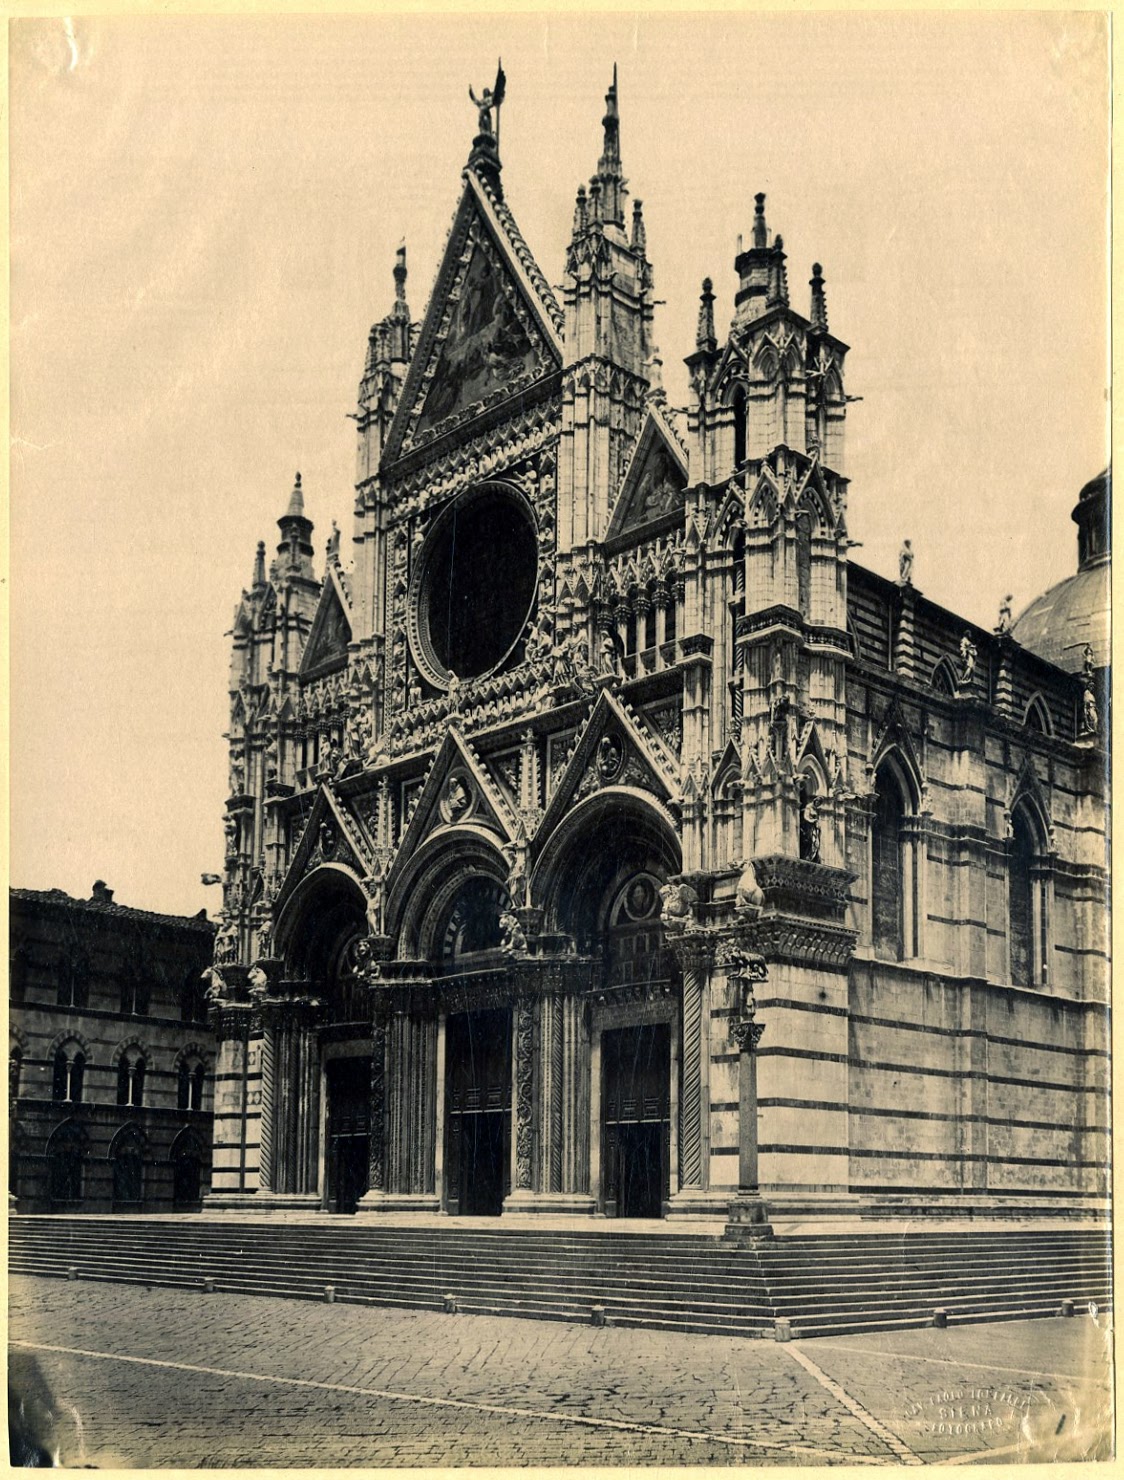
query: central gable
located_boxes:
[383,171,564,468]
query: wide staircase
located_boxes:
[9,1217,1111,1340]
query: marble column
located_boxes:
[360,988,439,1212]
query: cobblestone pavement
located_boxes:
[8,1277,1113,1468]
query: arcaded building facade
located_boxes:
[205,80,1109,1223]
[9,883,216,1213]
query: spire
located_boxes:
[252,540,266,588]
[753,192,768,249]
[592,65,626,227]
[696,277,717,353]
[767,234,789,309]
[572,184,588,237]
[285,470,305,520]
[630,198,647,255]
[277,470,314,574]
[809,262,828,332]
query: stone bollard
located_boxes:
[324,1285,336,1304]
[591,1305,607,1328]
[1060,1298,1075,1317]
[933,1308,948,1328]
[443,1293,458,1314]
[66,1265,78,1282]
[203,1276,215,1293]
[773,1318,792,1342]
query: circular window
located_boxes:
[410,484,538,688]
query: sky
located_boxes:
[9,11,1110,919]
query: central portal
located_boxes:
[601,1023,671,1218]
[444,1008,512,1216]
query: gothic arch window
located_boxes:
[1008,801,1050,987]
[116,1049,146,1108]
[931,658,959,697]
[110,1126,146,1211]
[52,1042,86,1104]
[46,1121,85,1207]
[643,585,658,651]
[870,759,921,962]
[1023,694,1053,736]
[731,385,747,468]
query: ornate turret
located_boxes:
[276,471,316,580]
[734,193,791,327]
[809,262,829,332]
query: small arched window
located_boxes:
[52,1045,85,1104]
[116,1051,146,1108]
[9,1045,23,1102]
[121,972,150,1017]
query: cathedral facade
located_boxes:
[206,79,1109,1225]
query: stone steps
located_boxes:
[9,1217,1112,1341]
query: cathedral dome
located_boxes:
[1011,469,1110,672]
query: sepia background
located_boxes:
[9,10,1110,919]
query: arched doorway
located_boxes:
[538,792,681,1218]
[276,868,372,1211]
[438,874,511,1217]
[110,1125,146,1212]
[171,1126,207,1211]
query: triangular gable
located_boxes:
[710,738,742,796]
[383,172,564,467]
[869,695,924,802]
[606,407,690,542]
[1006,752,1053,845]
[533,689,680,852]
[384,724,517,897]
[275,785,372,919]
[300,569,353,679]
[708,338,749,399]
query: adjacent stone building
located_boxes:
[9,882,216,1212]
[205,77,1110,1223]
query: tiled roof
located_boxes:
[9,887,216,933]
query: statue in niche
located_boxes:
[264,734,279,783]
[799,795,822,862]
[599,632,619,677]
[898,539,914,586]
[229,758,245,795]
[247,964,270,1002]
[224,815,239,854]
[1082,643,1096,685]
